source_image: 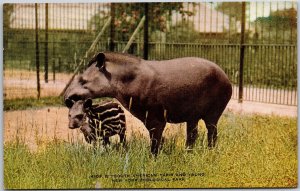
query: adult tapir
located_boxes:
[64,52,232,155]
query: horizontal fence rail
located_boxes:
[3,2,297,106]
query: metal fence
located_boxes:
[3,2,297,105]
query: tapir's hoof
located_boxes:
[185,146,195,153]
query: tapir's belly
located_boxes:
[164,100,207,123]
[147,89,210,123]
[149,79,222,123]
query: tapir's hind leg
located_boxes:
[146,119,166,155]
[119,131,126,144]
[203,107,225,148]
[103,137,110,146]
[119,127,127,149]
[203,83,232,148]
[186,119,199,150]
[204,120,218,148]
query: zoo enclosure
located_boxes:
[3,2,297,105]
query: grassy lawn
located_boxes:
[3,96,64,111]
[4,112,297,189]
[3,97,112,111]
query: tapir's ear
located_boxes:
[65,98,74,108]
[84,98,92,109]
[95,52,105,69]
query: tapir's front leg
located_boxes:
[146,119,166,155]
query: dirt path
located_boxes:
[3,105,186,152]
[232,86,297,106]
[4,70,72,99]
[227,99,297,117]
[3,106,149,151]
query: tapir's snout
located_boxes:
[68,110,85,129]
[68,118,82,129]
[68,125,77,129]
[68,123,79,129]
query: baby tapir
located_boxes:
[65,98,126,146]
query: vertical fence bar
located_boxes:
[290,2,294,44]
[110,3,115,51]
[58,57,61,72]
[45,3,49,83]
[143,3,149,60]
[52,59,56,82]
[238,2,246,103]
[35,3,41,99]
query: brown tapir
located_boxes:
[64,52,232,155]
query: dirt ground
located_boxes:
[4,70,72,99]
[227,99,297,117]
[3,104,187,152]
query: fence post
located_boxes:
[143,3,149,60]
[35,3,41,99]
[44,3,49,83]
[109,3,115,51]
[238,2,246,103]
[52,59,56,82]
[58,57,61,72]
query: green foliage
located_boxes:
[254,8,297,43]
[89,3,195,41]
[167,20,200,43]
[270,8,297,29]
[3,4,14,30]
[4,30,101,72]
[3,4,15,53]
[255,9,297,30]
[215,2,247,21]
[4,113,297,189]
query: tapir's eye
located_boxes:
[79,77,88,85]
[65,99,74,108]
[76,114,84,120]
[69,95,81,102]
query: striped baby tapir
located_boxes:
[65,98,126,146]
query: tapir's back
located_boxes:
[145,57,229,87]
[143,57,230,93]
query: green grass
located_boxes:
[4,112,297,189]
[4,96,64,111]
[4,97,112,111]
